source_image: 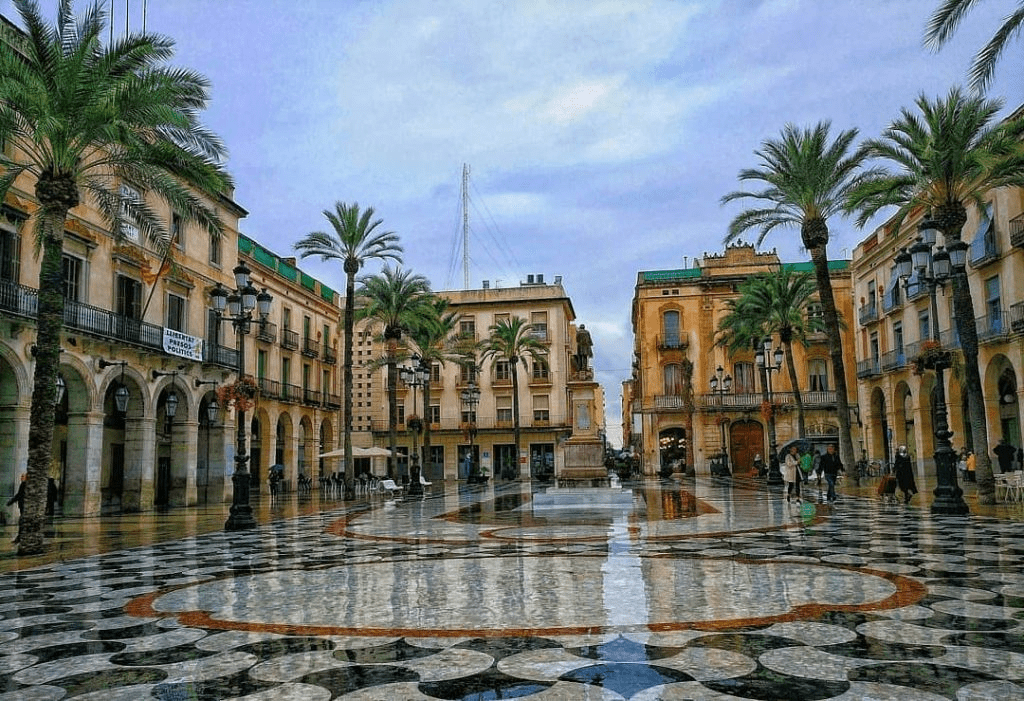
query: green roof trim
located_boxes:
[238,236,253,254]
[320,285,335,302]
[640,269,702,283]
[253,246,276,269]
[300,272,316,291]
[278,261,297,281]
[782,260,850,272]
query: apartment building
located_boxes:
[626,244,858,476]
[851,187,1024,472]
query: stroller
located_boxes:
[877,474,899,504]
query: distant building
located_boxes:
[626,244,858,476]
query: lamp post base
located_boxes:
[407,461,424,497]
[224,471,257,531]
[766,458,784,486]
[931,447,970,515]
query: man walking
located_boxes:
[819,444,844,504]
[994,439,1016,474]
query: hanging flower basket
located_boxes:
[406,415,423,433]
[912,340,951,376]
[216,375,258,411]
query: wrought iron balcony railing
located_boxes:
[280,328,299,351]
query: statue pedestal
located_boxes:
[561,437,607,482]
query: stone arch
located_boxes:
[869,386,889,463]
[274,411,295,486]
[893,380,915,457]
[990,355,1020,447]
[318,417,334,479]
[297,413,315,483]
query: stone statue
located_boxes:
[575,324,593,370]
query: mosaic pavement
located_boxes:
[2,477,1024,700]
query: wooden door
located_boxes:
[730,421,764,474]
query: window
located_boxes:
[257,349,267,379]
[495,360,511,382]
[461,405,477,424]
[397,405,405,425]
[459,316,475,339]
[663,363,683,395]
[303,364,311,392]
[970,201,997,262]
[283,307,292,331]
[427,404,440,424]
[209,232,221,266]
[460,363,477,385]
[493,313,509,327]
[281,357,290,385]
[430,362,441,383]
[808,358,828,392]
[870,332,880,365]
[116,275,142,319]
[118,183,140,243]
[166,292,186,332]
[531,311,548,341]
[497,396,513,423]
[883,268,901,311]
[171,212,184,251]
[662,310,680,347]
[63,254,83,302]
[985,275,1002,333]
[532,358,549,380]
[806,302,824,328]
[866,280,876,312]
[733,362,755,394]
[918,309,931,342]
[893,321,904,359]
[0,227,21,283]
[533,395,550,422]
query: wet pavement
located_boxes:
[1,473,1023,699]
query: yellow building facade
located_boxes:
[851,187,1024,475]
[627,244,858,476]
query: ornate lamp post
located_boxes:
[98,359,130,413]
[709,365,733,475]
[895,216,970,515]
[399,353,430,496]
[755,337,784,486]
[461,382,482,482]
[210,262,273,531]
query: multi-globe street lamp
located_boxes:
[400,353,430,497]
[755,337,785,486]
[895,216,970,515]
[210,261,272,531]
[709,365,733,475]
[461,382,482,482]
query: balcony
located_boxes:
[324,392,341,409]
[656,334,687,351]
[857,359,881,378]
[280,328,298,351]
[303,387,321,405]
[698,393,761,410]
[969,233,999,268]
[1011,213,1024,249]
[529,372,552,386]
[258,377,281,400]
[697,391,839,411]
[323,345,337,364]
[1011,301,1024,333]
[0,279,238,369]
[281,383,302,403]
[302,337,320,358]
[977,310,1010,342]
[881,285,902,314]
[256,321,277,344]
[858,302,878,326]
[880,349,907,371]
[654,394,688,410]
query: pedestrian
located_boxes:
[994,438,1016,474]
[966,450,977,482]
[6,474,25,543]
[819,443,844,503]
[783,444,801,504]
[813,449,823,488]
[893,445,918,504]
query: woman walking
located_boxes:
[783,445,801,504]
[894,445,918,504]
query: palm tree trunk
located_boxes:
[783,339,806,437]
[511,358,521,479]
[808,243,855,472]
[343,267,356,495]
[950,260,994,504]
[21,205,69,554]
[387,339,398,479]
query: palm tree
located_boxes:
[846,89,1024,505]
[480,316,547,479]
[0,0,230,554]
[721,122,872,474]
[733,268,825,437]
[294,203,401,494]
[407,297,473,476]
[356,267,432,480]
[926,0,1024,93]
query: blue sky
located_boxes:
[6,1,1021,445]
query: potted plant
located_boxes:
[216,375,259,411]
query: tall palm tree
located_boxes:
[722,122,873,474]
[0,0,230,554]
[294,202,401,494]
[847,89,1024,505]
[480,316,546,479]
[407,297,472,476]
[926,0,1024,93]
[733,268,825,437]
[356,267,432,480]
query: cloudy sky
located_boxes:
[7,0,1021,445]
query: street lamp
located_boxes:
[895,215,970,515]
[98,359,130,413]
[755,337,784,486]
[210,261,273,531]
[399,353,430,496]
[709,365,733,475]
[152,369,181,433]
[461,382,482,482]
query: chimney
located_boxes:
[527,274,535,284]
[482,280,490,289]
[537,274,544,284]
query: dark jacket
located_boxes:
[819,451,843,476]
